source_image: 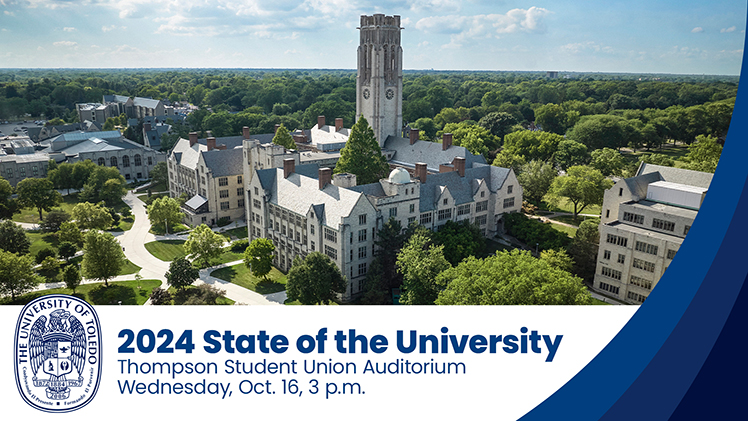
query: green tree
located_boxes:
[566,114,627,150]
[35,247,57,264]
[244,238,275,280]
[492,150,526,174]
[0,250,40,300]
[553,139,589,170]
[478,111,518,140]
[62,264,81,293]
[147,196,184,233]
[286,252,346,305]
[546,166,613,219]
[272,123,296,149]
[435,249,591,305]
[0,220,31,255]
[16,178,61,221]
[566,219,600,282]
[334,115,390,185]
[534,103,568,135]
[503,130,563,162]
[80,166,127,205]
[58,241,77,261]
[681,134,723,173]
[150,161,168,187]
[639,153,675,167]
[184,224,225,267]
[150,288,173,305]
[440,121,500,153]
[165,257,199,291]
[71,201,113,230]
[71,160,97,190]
[0,176,19,219]
[58,221,84,248]
[81,230,125,287]
[517,160,557,204]
[540,249,574,272]
[590,147,626,176]
[39,209,70,233]
[396,228,451,305]
[411,117,438,140]
[432,220,485,266]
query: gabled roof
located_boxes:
[201,148,243,177]
[133,97,161,109]
[383,136,487,171]
[637,163,713,189]
[419,163,510,212]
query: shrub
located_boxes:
[149,288,173,305]
[503,213,571,251]
[216,217,231,227]
[36,247,57,264]
[231,239,249,252]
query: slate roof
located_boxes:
[348,183,386,197]
[419,163,510,212]
[382,136,487,171]
[637,163,713,189]
[144,124,171,150]
[201,148,243,177]
[133,97,161,109]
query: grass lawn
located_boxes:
[144,240,186,261]
[0,280,161,305]
[541,198,602,217]
[28,231,60,257]
[551,214,601,227]
[149,222,190,235]
[591,298,611,305]
[214,249,245,265]
[480,239,513,258]
[111,216,135,232]
[622,144,690,166]
[119,259,141,275]
[210,264,287,295]
[549,222,577,238]
[136,192,169,204]
[13,194,79,224]
[221,227,249,240]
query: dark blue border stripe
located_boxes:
[520,17,748,421]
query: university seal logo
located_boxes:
[14,295,102,413]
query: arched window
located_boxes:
[98,157,105,166]
[122,155,130,167]
[134,154,142,166]
[110,156,118,168]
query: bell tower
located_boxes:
[356,14,403,148]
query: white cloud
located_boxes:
[63,27,76,32]
[102,25,116,32]
[721,26,736,33]
[4,10,15,16]
[691,27,704,33]
[560,41,614,55]
[53,41,78,47]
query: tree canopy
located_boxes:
[244,238,275,280]
[0,250,40,300]
[396,228,451,305]
[147,196,184,233]
[272,123,296,150]
[517,160,557,204]
[286,252,346,305]
[16,178,61,221]
[81,230,125,287]
[334,115,390,185]
[166,257,199,290]
[184,224,225,267]
[71,201,113,230]
[546,165,613,218]
[0,220,31,255]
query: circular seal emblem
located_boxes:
[14,295,102,413]
[385,89,395,100]
[363,88,370,99]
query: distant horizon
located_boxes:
[1,1,744,75]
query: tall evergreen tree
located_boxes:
[334,115,389,185]
[272,123,296,150]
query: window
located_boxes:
[606,209,610,218]
[358,229,367,242]
[122,156,130,167]
[635,241,658,256]
[475,215,487,226]
[623,212,644,224]
[667,249,677,260]
[350,231,354,244]
[237,188,243,196]
[633,258,656,273]
[282,225,286,235]
[359,246,367,259]
[630,275,653,290]
[220,201,230,210]
[220,190,229,198]
[32,166,38,176]
[254,187,259,195]
[652,218,675,232]
[457,204,470,216]
[324,227,337,243]
[475,201,488,212]
[601,267,622,281]
[603,250,611,260]
[98,157,106,166]
[389,208,397,217]
[148,156,153,165]
[201,177,206,184]
[507,185,513,194]
[134,154,142,166]
[619,188,623,196]
[627,291,647,303]
[238,199,245,208]
[125,174,131,180]
[437,208,452,221]
[311,241,315,251]
[358,263,367,276]
[350,249,353,262]
[20,167,25,178]
[110,156,118,167]
[420,212,432,225]
[606,234,628,247]
[503,197,515,209]
[480,191,485,198]
[599,282,620,295]
[359,214,366,225]
[238,175,243,184]
[219,177,228,186]
[6,168,12,178]
[296,231,300,242]
[617,254,626,264]
[410,203,415,213]
[408,217,416,224]
[443,198,448,205]
[324,245,337,261]
[684,225,691,236]
[253,199,261,209]
[310,225,315,235]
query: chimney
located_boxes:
[333,173,357,188]
[283,158,295,178]
[442,133,453,151]
[409,128,419,145]
[439,164,454,173]
[217,144,227,150]
[242,126,250,139]
[274,124,280,134]
[189,132,198,147]
[319,168,332,190]
[207,137,216,151]
[454,156,466,177]
[335,118,344,132]
[415,162,427,183]
[317,115,326,129]
[144,122,152,132]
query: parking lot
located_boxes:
[0,120,45,139]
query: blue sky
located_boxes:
[0,0,745,74]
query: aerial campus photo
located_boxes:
[0,1,743,307]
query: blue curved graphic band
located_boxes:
[520,19,748,421]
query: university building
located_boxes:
[594,163,713,304]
